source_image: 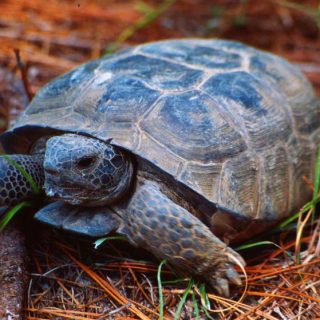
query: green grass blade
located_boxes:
[198,283,210,309]
[162,278,188,285]
[3,155,40,194]
[174,278,193,320]
[0,201,30,232]
[157,260,167,320]
[94,236,127,249]
[236,240,283,251]
[192,291,200,320]
[280,147,320,229]
[198,283,214,320]
[104,0,176,54]
[279,197,319,229]
[279,211,304,229]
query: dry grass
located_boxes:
[25,204,320,319]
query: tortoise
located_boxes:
[0,39,319,296]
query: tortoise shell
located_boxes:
[2,39,320,221]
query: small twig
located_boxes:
[13,48,33,101]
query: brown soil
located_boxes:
[0,223,28,320]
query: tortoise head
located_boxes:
[43,134,133,206]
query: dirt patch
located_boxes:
[0,222,28,320]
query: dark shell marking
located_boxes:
[2,39,319,222]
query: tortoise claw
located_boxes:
[206,248,244,296]
[226,266,242,286]
[214,278,230,297]
[208,263,241,296]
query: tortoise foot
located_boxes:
[205,247,244,296]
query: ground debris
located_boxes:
[0,223,29,320]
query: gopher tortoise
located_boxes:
[0,39,319,295]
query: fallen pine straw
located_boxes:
[26,217,320,319]
[60,245,155,320]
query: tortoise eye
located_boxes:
[77,156,96,169]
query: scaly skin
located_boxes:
[115,180,244,296]
[1,135,243,295]
[0,155,44,207]
[43,134,133,207]
[34,180,244,295]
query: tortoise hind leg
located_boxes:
[115,180,244,296]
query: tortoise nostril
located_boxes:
[45,167,59,176]
[76,156,96,170]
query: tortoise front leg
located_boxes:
[34,200,121,237]
[0,155,44,207]
[116,181,244,296]
[0,155,43,318]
